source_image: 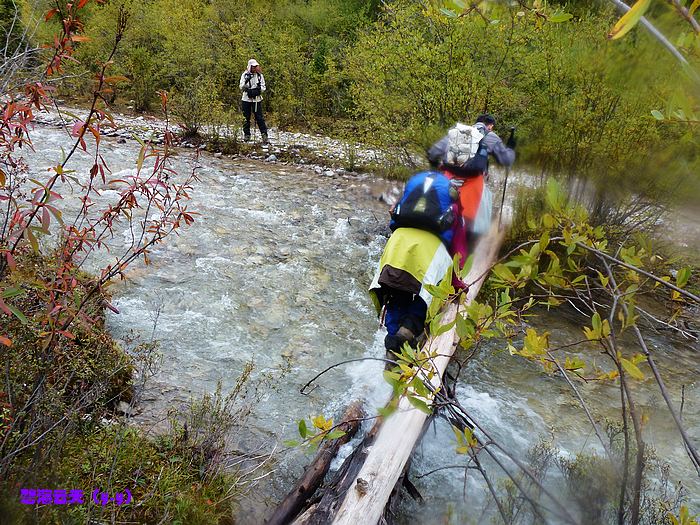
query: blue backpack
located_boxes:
[390,171,457,245]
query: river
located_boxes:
[24,126,699,524]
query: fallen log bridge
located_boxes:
[269,224,504,525]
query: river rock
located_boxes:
[176,241,197,256]
[116,401,134,417]
[265,154,277,162]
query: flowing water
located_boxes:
[24,127,699,523]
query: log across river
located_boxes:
[267,226,504,524]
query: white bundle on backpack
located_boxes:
[472,185,493,235]
[445,123,484,166]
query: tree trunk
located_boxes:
[267,401,365,525]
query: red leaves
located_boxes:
[71,120,85,137]
[71,120,88,151]
[88,125,100,146]
[181,210,197,226]
[103,75,130,85]
[0,297,11,316]
[41,207,51,233]
[41,0,92,78]
[5,252,16,272]
[70,121,101,151]
[0,0,149,351]
[157,90,169,112]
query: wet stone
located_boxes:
[116,401,134,417]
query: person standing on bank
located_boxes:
[240,58,268,144]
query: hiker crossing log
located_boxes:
[273,223,504,524]
[331,224,504,525]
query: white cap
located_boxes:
[248,59,259,67]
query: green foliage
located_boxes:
[10,421,237,524]
[1,251,133,419]
[61,0,378,125]
[452,425,478,455]
[16,0,697,214]
[291,413,346,449]
[608,0,653,40]
[347,1,697,209]
[670,506,700,525]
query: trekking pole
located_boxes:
[498,127,516,230]
[498,166,509,230]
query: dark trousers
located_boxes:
[242,100,267,137]
[383,289,427,352]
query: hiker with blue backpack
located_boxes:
[369,171,459,358]
[427,113,516,267]
[368,116,516,360]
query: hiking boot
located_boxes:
[396,326,416,346]
[261,133,269,144]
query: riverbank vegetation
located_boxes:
[0,250,263,523]
[34,0,696,211]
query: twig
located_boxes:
[599,256,700,475]
[547,350,613,460]
[300,357,398,395]
[578,242,700,304]
[667,0,700,34]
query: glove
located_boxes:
[427,147,440,168]
[506,127,517,149]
